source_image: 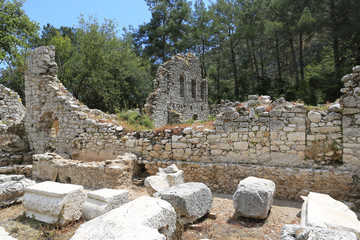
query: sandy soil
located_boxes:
[0,187,301,240]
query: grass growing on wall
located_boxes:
[117,109,215,132]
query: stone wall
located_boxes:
[25,46,360,203]
[145,53,210,127]
[32,153,139,189]
[0,84,29,166]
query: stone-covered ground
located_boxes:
[0,185,301,240]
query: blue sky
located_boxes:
[23,0,152,30]
[23,0,211,31]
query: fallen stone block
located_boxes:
[71,196,176,240]
[23,181,86,225]
[233,176,276,219]
[154,182,212,224]
[281,224,357,240]
[0,174,35,207]
[0,227,17,240]
[301,192,360,237]
[145,164,184,196]
[82,188,129,220]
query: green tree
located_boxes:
[134,0,191,65]
[0,0,38,99]
[61,16,152,113]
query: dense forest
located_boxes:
[1,0,360,113]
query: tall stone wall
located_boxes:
[25,46,360,203]
[0,84,29,166]
[24,46,124,161]
[145,53,210,127]
[341,66,360,168]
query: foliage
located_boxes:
[117,109,154,131]
[0,0,39,100]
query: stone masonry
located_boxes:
[22,46,360,204]
[0,84,29,166]
[145,53,210,127]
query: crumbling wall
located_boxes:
[25,46,360,202]
[0,84,29,166]
[145,53,210,127]
[341,66,360,168]
[24,46,126,161]
[32,153,138,189]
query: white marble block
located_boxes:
[82,188,129,220]
[23,181,86,225]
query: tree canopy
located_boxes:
[1,0,360,112]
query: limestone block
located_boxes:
[281,224,357,240]
[82,188,129,220]
[301,192,360,238]
[23,181,86,225]
[308,111,322,123]
[145,165,184,196]
[71,196,176,240]
[0,174,35,207]
[287,132,305,141]
[154,182,213,224]
[233,176,276,219]
[0,227,16,240]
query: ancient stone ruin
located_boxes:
[2,45,360,239]
[145,53,210,127]
[0,85,29,167]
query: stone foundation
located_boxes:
[32,153,139,189]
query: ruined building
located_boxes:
[145,53,210,127]
[2,45,360,205]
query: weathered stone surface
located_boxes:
[145,165,184,196]
[301,192,360,237]
[233,176,275,219]
[0,174,35,207]
[281,224,357,240]
[308,111,321,123]
[23,181,86,225]
[82,188,129,220]
[154,182,212,224]
[145,53,210,127]
[71,196,176,240]
[0,227,16,240]
[32,153,138,189]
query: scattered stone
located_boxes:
[0,174,35,207]
[0,227,16,240]
[281,224,357,240]
[233,176,276,219]
[71,196,176,240]
[154,182,212,224]
[82,188,129,221]
[23,181,86,225]
[144,165,184,196]
[300,192,360,238]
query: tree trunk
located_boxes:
[216,51,221,104]
[229,32,239,99]
[275,36,282,81]
[202,37,207,78]
[246,38,255,93]
[299,31,304,82]
[251,38,259,83]
[330,0,340,78]
[289,38,299,87]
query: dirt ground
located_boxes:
[0,186,301,240]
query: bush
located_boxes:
[117,109,154,130]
